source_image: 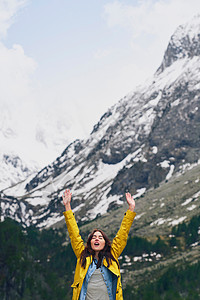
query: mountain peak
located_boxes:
[157,14,200,74]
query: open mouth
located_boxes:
[94,242,100,246]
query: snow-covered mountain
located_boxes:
[1,15,200,230]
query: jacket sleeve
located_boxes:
[63,210,85,258]
[111,209,136,259]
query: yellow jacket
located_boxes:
[63,209,136,300]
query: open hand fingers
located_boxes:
[62,189,72,204]
[125,192,135,208]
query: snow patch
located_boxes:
[152,146,158,154]
[150,218,169,226]
[87,194,121,218]
[169,216,187,226]
[182,198,193,206]
[135,212,146,220]
[133,188,146,199]
[187,205,196,211]
[150,216,187,226]
[166,165,175,180]
[37,213,64,228]
[159,160,170,168]
[171,99,180,107]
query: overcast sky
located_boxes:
[1,0,200,159]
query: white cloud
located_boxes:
[0,42,37,104]
[0,1,45,166]
[104,0,200,40]
[0,0,36,106]
[0,0,27,38]
[0,0,37,151]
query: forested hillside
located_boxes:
[0,218,75,300]
[1,215,200,299]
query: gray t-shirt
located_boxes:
[85,268,109,300]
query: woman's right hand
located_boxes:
[62,189,72,210]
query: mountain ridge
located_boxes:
[1,15,200,232]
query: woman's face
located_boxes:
[90,231,105,252]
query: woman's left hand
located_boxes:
[125,192,135,212]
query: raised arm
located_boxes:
[111,192,136,258]
[62,189,84,258]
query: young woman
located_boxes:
[62,189,136,300]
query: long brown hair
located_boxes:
[80,229,119,269]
